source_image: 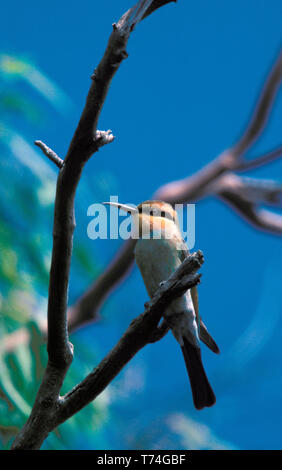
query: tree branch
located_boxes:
[231,50,282,159]
[141,0,177,21]
[11,0,178,450]
[235,146,282,172]
[35,140,64,169]
[215,173,282,234]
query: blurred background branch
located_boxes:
[34,140,63,169]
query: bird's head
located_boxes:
[103,200,179,239]
[137,200,177,222]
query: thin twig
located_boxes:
[34,140,64,169]
[235,146,282,172]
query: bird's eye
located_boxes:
[161,211,166,218]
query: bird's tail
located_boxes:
[181,337,216,410]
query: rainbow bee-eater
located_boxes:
[103,200,219,409]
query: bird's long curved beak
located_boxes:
[102,202,138,214]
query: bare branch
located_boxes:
[118,0,176,32]
[215,173,282,206]
[219,197,282,235]
[11,0,178,450]
[34,140,64,169]
[215,173,282,235]
[235,146,282,172]
[141,0,177,21]
[10,361,70,450]
[232,50,282,158]
[154,151,234,203]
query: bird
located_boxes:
[103,199,219,409]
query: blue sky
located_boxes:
[1,1,282,449]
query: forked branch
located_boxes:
[11,0,176,450]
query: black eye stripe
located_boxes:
[138,207,174,221]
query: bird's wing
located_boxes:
[178,241,220,354]
[199,319,220,354]
[178,241,200,324]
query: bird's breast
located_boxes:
[135,237,181,298]
[135,236,199,347]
